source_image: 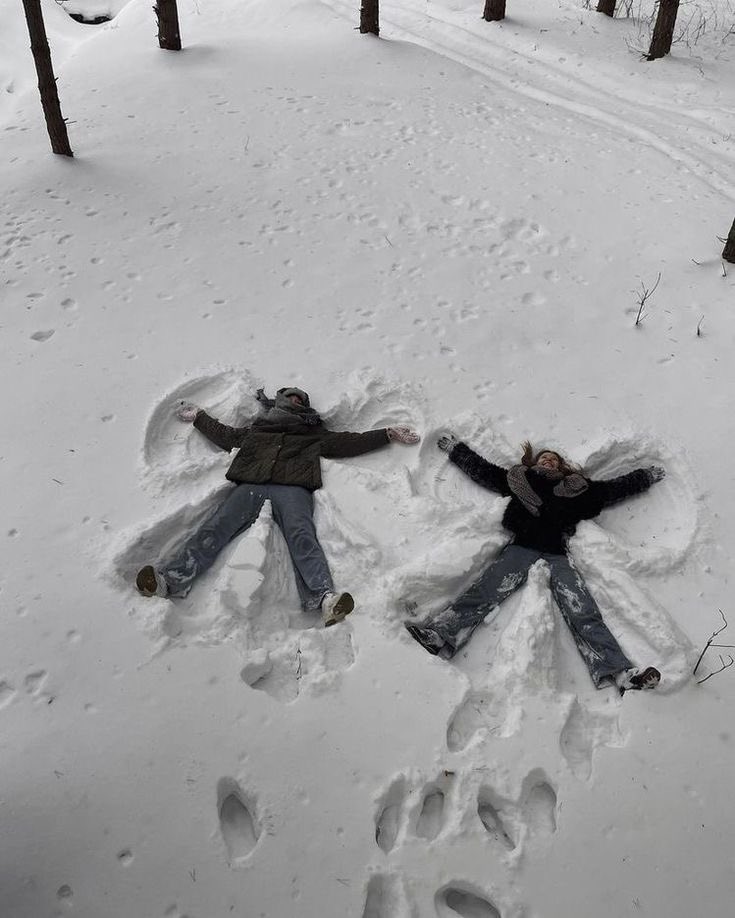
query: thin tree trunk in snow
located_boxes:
[647,0,680,60]
[360,0,379,35]
[21,0,73,156]
[155,0,182,51]
[723,219,735,264]
[483,0,506,21]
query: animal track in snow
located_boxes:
[24,670,48,696]
[0,680,16,709]
[217,778,260,864]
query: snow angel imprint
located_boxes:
[405,436,664,693]
[136,386,420,626]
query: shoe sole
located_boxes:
[405,623,441,655]
[324,592,354,627]
[632,666,661,690]
[136,565,158,597]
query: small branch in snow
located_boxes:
[633,272,661,326]
[697,655,734,684]
[696,316,704,337]
[295,646,302,682]
[694,609,735,682]
[189,868,196,882]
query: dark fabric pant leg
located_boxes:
[428,543,541,656]
[546,552,633,688]
[268,484,334,611]
[162,484,266,596]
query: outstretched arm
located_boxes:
[441,436,511,496]
[591,466,665,509]
[320,428,391,459]
[190,409,249,452]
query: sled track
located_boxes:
[321,0,735,202]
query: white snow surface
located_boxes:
[2,0,735,916]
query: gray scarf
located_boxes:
[253,387,322,431]
[507,464,588,517]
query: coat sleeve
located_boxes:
[588,468,654,509]
[449,442,511,495]
[193,411,249,452]
[319,428,390,459]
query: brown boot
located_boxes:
[136,565,168,598]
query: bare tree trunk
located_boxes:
[21,0,73,157]
[360,0,379,35]
[483,0,506,21]
[723,219,735,264]
[155,0,182,51]
[647,0,680,60]
[596,0,616,16]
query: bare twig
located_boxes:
[634,271,662,326]
[697,654,734,684]
[696,315,704,337]
[694,609,735,684]
[693,609,728,674]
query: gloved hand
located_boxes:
[437,433,458,454]
[388,427,420,445]
[647,465,665,483]
[177,402,200,423]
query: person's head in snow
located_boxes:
[136,385,420,628]
[522,444,577,476]
[406,433,665,695]
[277,387,310,409]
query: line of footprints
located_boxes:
[367,770,557,917]
[214,770,557,916]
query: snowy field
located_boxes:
[2,0,735,916]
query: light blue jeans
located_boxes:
[162,483,334,610]
[424,543,632,687]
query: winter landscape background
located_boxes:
[2,0,734,916]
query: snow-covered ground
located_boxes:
[2,0,734,916]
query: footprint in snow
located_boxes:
[217,778,260,864]
[520,771,557,840]
[361,873,413,918]
[436,885,501,918]
[476,787,516,851]
[374,772,455,852]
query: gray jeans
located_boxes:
[426,543,632,687]
[162,483,334,610]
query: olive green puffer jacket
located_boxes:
[193,411,390,491]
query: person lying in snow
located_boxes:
[137,386,420,626]
[405,436,664,693]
